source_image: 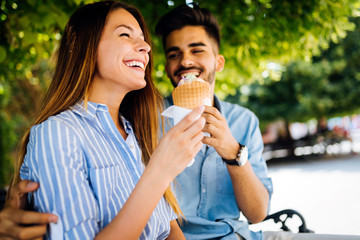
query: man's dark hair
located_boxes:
[155,3,220,50]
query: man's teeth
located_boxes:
[180,72,199,79]
[126,61,144,70]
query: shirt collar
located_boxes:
[72,101,134,133]
[213,95,222,113]
[120,115,133,134]
[71,101,109,120]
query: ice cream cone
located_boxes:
[172,78,211,109]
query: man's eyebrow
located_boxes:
[165,42,206,54]
[189,42,206,47]
[165,47,179,55]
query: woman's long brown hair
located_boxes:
[11,1,183,218]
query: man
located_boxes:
[155,5,360,240]
[155,4,272,240]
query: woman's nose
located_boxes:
[136,38,151,53]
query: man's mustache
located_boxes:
[174,66,203,77]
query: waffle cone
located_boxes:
[172,80,211,109]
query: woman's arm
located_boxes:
[23,120,100,238]
[95,106,205,239]
[17,106,204,240]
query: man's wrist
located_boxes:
[222,143,248,167]
[221,140,240,160]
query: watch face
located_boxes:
[223,145,248,166]
[238,146,248,166]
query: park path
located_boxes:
[248,154,360,235]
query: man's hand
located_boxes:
[202,106,239,159]
[0,180,57,240]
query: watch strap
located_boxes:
[222,143,248,166]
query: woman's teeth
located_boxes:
[126,61,144,70]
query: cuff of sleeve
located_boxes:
[49,217,64,240]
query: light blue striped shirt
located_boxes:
[20,101,176,240]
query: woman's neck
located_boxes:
[88,82,128,140]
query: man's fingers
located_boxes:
[204,105,223,120]
[16,211,58,225]
[3,207,57,225]
[202,122,221,137]
[0,206,55,240]
[202,135,216,146]
[6,224,47,240]
[202,112,218,125]
[13,180,39,195]
[6,181,39,208]
[17,224,48,240]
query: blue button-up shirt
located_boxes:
[165,96,273,240]
[20,101,176,239]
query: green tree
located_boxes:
[234,17,360,131]
[0,0,83,187]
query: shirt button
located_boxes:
[202,188,206,193]
[130,145,134,149]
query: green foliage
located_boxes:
[233,17,360,129]
[135,0,360,95]
[0,0,359,187]
[199,0,360,94]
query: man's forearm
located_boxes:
[227,162,269,223]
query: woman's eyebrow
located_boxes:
[115,24,144,37]
[115,24,133,31]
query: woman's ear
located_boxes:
[216,54,225,72]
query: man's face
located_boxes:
[164,26,224,92]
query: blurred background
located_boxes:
[0,0,359,235]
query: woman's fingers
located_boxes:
[150,106,206,176]
[175,106,205,132]
[183,115,206,139]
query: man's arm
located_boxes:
[202,105,269,223]
[165,220,186,240]
[0,180,57,240]
[225,161,269,223]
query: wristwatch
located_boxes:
[222,143,248,166]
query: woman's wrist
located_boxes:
[143,162,173,191]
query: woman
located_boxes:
[12,1,205,239]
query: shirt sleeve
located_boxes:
[21,119,100,239]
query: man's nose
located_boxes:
[180,52,194,67]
